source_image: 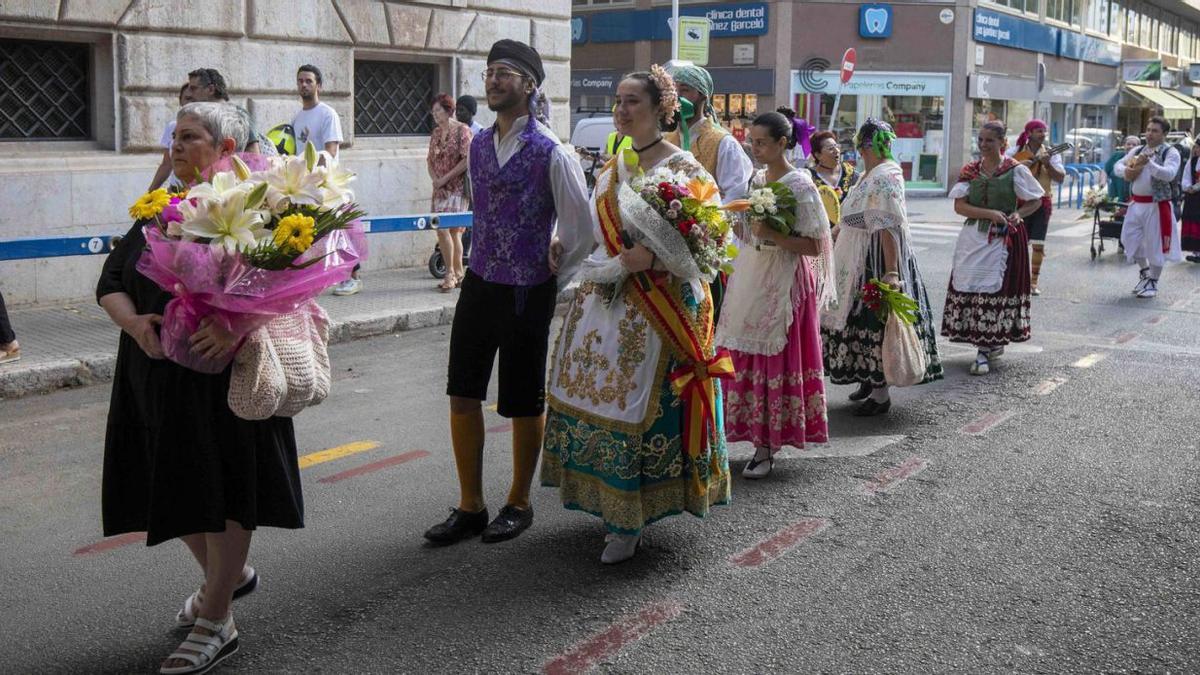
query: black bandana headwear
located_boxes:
[855,117,897,161]
[487,39,545,86]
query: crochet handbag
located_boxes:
[228,303,331,420]
[881,311,927,388]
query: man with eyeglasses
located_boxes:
[424,39,592,548]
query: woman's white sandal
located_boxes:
[176,566,258,629]
[160,615,239,675]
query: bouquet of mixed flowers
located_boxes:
[736,182,798,235]
[128,141,367,373]
[860,278,920,324]
[625,162,739,279]
[1079,186,1115,219]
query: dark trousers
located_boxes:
[0,291,14,344]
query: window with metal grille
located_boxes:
[354,60,436,136]
[0,38,90,140]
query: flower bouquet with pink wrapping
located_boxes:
[128,142,367,373]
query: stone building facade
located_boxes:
[0,0,572,305]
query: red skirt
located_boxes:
[1181,220,1200,252]
[941,222,1032,347]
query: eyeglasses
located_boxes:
[480,68,523,83]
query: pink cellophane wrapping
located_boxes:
[136,222,367,374]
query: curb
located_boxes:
[0,286,581,400]
[0,306,459,400]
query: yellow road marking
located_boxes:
[1072,353,1105,369]
[298,441,380,469]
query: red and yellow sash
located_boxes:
[595,161,733,495]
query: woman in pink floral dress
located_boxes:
[427,93,473,291]
[716,112,836,479]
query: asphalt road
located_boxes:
[2,209,1199,674]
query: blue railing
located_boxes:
[0,212,473,262]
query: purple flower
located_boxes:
[669,199,682,211]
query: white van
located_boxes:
[570,117,616,156]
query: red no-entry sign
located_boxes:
[840,48,857,85]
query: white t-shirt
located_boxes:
[292,102,343,152]
[160,120,176,149]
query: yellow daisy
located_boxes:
[128,188,171,220]
[273,213,316,254]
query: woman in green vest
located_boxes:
[941,120,1045,376]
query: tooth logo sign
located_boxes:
[859,4,893,39]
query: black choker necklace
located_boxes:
[633,137,664,153]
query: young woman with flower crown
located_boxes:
[541,66,733,564]
[715,111,836,479]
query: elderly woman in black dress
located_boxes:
[98,101,303,675]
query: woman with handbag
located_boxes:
[97,102,304,675]
[716,112,836,479]
[821,119,943,416]
[942,121,1044,376]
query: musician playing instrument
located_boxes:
[1005,120,1066,295]
[1114,116,1182,299]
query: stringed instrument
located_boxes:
[1012,142,1072,169]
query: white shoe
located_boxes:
[1133,269,1149,295]
[969,353,990,376]
[988,346,1004,360]
[741,456,774,479]
[1137,279,1158,298]
[600,533,641,564]
[331,277,362,296]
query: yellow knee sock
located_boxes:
[450,410,486,512]
[1031,244,1045,288]
[506,415,545,509]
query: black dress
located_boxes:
[97,221,304,546]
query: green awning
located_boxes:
[1161,87,1200,115]
[1125,83,1192,119]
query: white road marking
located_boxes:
[1072,353,1105,368]
[727,435,904,461]
[1033,377,1068,395]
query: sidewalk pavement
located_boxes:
[0,267,467,399]
[0,196,1092,399]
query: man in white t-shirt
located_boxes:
[293,64,356,294]
[292,64,343,159]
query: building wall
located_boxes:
[0,0,572,306]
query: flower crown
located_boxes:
[649,64,680,123]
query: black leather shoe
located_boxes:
[853,398,891,417]
[1187,254,1200,263]
[480,505,533,543]
[848,382,873,402]
[424,507,489,546]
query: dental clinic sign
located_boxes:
[589,2,768,43]
[859,4,893,39]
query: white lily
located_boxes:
[186,170,251,205]
[180,191,270,253]
[263,154,325,212]
[319,161,357,209]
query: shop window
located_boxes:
[0,38,90,140]
[1046,0,1081,25]
[1085,0,1106,33]
[984,0,1032,14]
[354,60,435,136]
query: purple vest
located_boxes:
[468,121,557,286]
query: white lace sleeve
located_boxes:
[1012,165,1045,201]
[947,181,971,199]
